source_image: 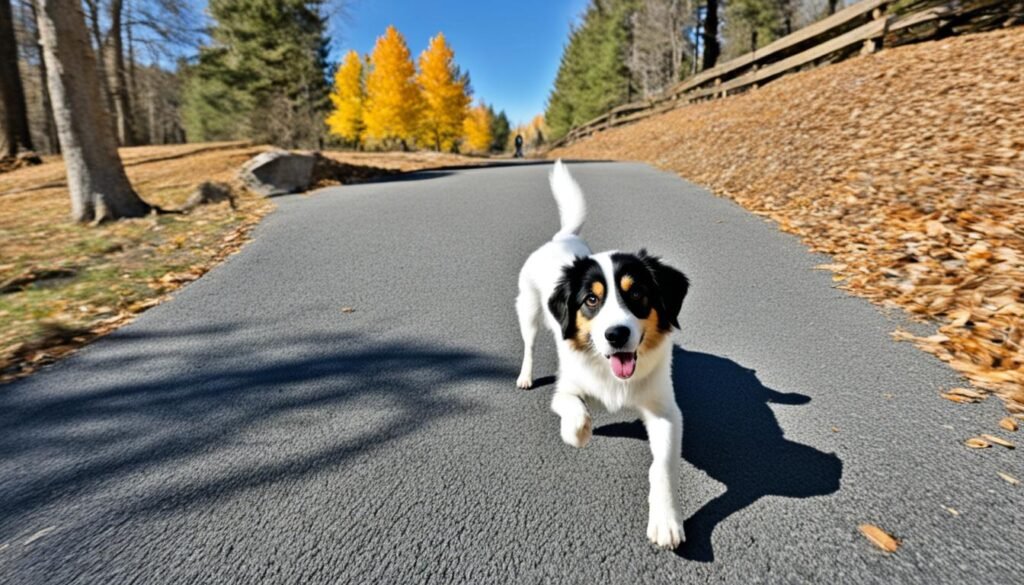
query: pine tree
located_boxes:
[488,107,510,153]
[363,25,422,149]
[462,102,491,154]
[326,49,365,146]
[545,0,633,140]
[416,32,470,152]
[183,0,330,148]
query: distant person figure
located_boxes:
[514,134,524,158]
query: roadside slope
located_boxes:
[550,27,1024,414]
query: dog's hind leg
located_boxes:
[515,288,541,389]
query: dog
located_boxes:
[515,160,690,549]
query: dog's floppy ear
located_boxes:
[548,270,576,340]
[639,249,689,329]
[549,257,593,340]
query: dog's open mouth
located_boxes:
[609,352,637,379]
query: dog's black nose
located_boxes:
[605,326,630,349]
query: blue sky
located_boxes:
[332,0,590,127]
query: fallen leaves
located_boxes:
[964,437,991,449]
[0,143,275,384]
[998,417,1018,432]
[979,434,1014,449]
[552,26,1024,417]
[941,387,986,404]
[859,524,900,553]
[997,472,1020,485]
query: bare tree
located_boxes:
[35,0,152,222]
[629,0,695,98]
[25,0,58,153]
[1,0,33,157]
[104,0,135,145]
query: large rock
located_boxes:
[239,150,316,196]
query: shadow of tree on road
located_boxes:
[595,347,842,562]
[0,324,514,533]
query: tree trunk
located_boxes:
[105,0,134,145]
[828,0,840,15]
[35,0,151,223]
[702,0,720,70]
[83,0,114,114]
[28,0,59,154]
[0,0,33,157]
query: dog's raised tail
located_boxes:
[550,159,586,239]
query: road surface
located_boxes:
[1,162,1020,584]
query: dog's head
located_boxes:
[548,249,689,380]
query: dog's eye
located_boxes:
[584,294,599,308]
[630,289,644,300]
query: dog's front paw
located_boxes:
[647,508,682,550]
[516,374,533,389]
[560,412,592,448]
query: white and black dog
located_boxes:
[516,160,690,549]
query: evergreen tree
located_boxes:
[488,107,510,153]
[326,49,365,147]
[416,32,470,152]
[462,102,491,154]
[544,0,634,140]
[182,0,330,148]
[363,25,422,149]
[723,0,798,59]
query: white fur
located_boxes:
[549,159,586,238]
[515,160,683,550]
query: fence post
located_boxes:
[862,2,889,54]
[714,77,723,99]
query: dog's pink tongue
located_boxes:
[610,353,636,379]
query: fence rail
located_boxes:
[549,0,1018,149]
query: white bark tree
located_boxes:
[35,0,152,222]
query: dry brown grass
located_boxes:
[0,142,487,382]
[551,27,1024,414]
[319,149,488,173]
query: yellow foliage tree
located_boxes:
[416,33,470,152]
[462,102,492,154]
[326,50,365,146]
[364,26,422,148]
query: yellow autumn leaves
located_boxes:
[327,27,491,153]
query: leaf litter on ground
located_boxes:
[552,27,1024,422]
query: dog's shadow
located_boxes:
[594,347,842,562]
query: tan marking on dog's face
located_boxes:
[639,308,668,354]
[620,275,634,292]
[571,309,593,350]
[591,281,605,299]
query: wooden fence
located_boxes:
[549,0,1018,149]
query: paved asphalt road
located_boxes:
[1,162,1021,584]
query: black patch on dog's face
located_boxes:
[611,250,690,330]
[548,257,605,340]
